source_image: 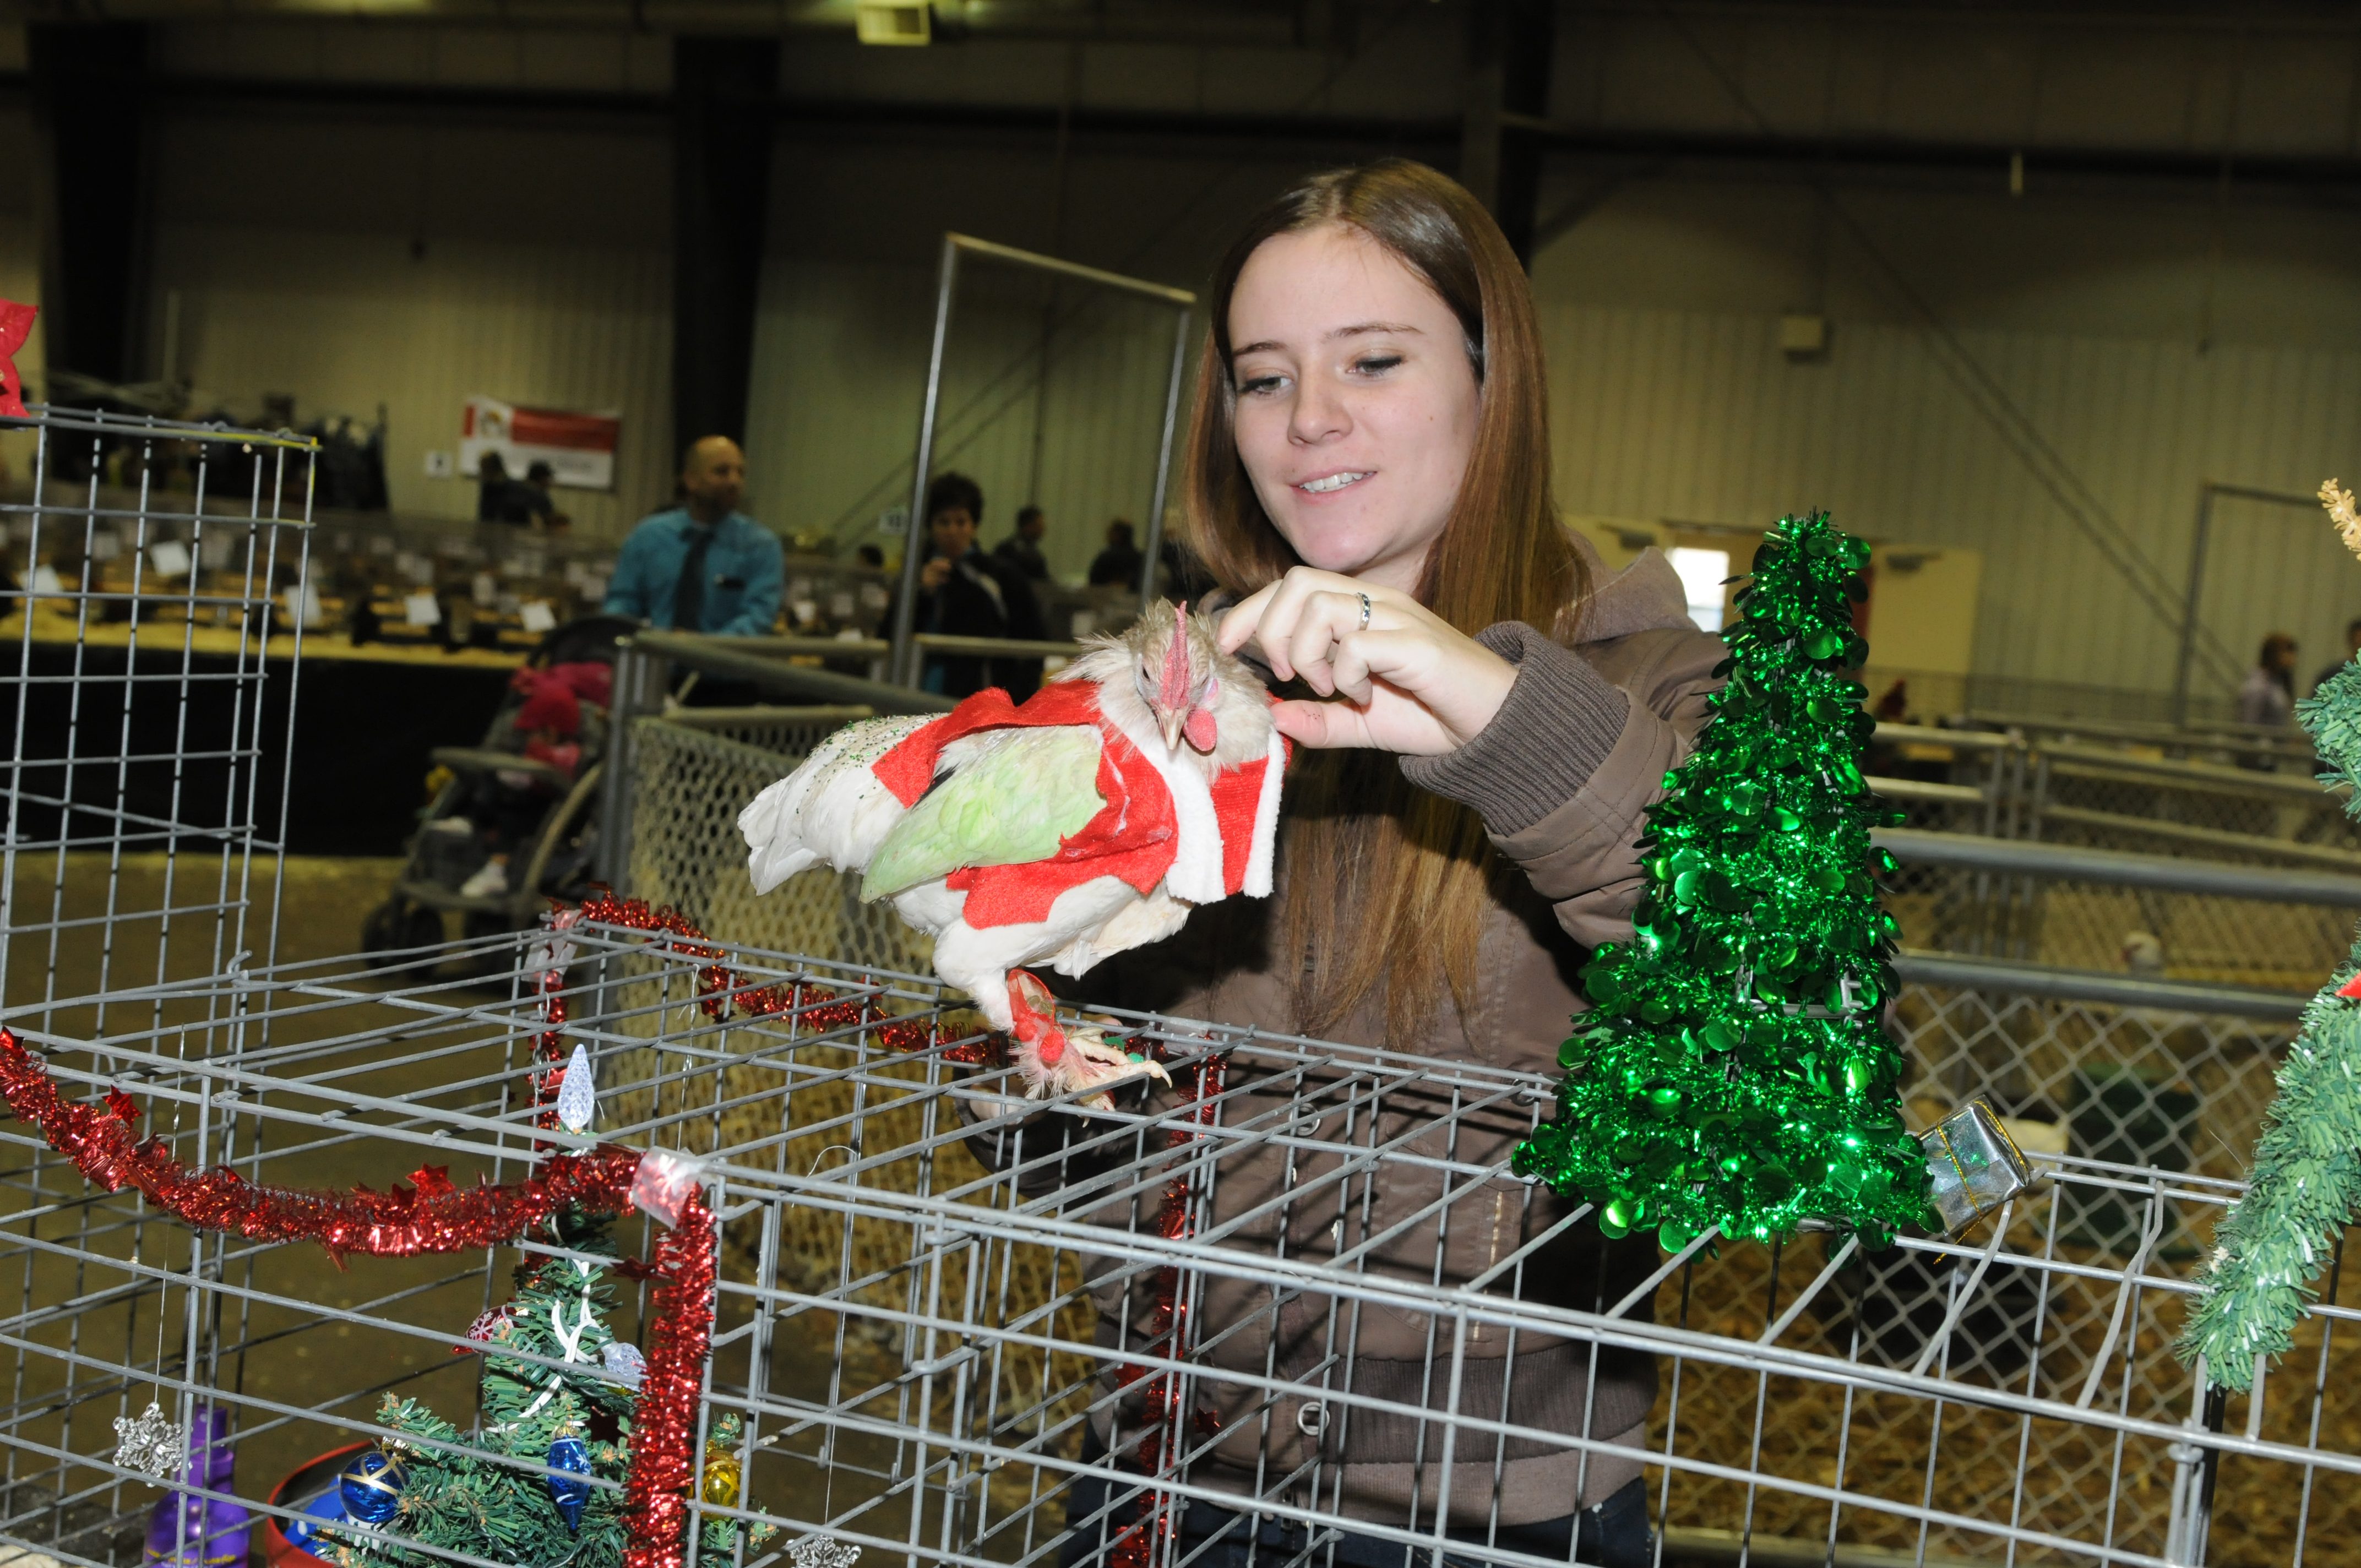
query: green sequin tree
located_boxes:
[1513,511,1931,1248]
[331,1212,766,1568]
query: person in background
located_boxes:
[995,504,1051,581]
[2314,618,2361,695]
[476,451,535,526]
[855,543,886,569]
[2235,630,2299,770]
[519,460,572,532]
[911,471,1045,700]
[1086,518,1144,587]
[605,436,782,635]
[454,679,584,901]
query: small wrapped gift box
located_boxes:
[1922,1100,2038,1234]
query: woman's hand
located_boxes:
[1215,567,1516,755]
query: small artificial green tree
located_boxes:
[1514,511,1932,1248]
[330,1210,765,1568]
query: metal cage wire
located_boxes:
[0,917,2353,1568]
[0,405,315,1021]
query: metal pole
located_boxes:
[2173,482,2215,728]
[595,643,663,892]
[1135,303,1194,611]
[891,234,962,688]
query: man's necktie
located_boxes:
[673,527,714,630]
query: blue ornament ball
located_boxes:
[545,1435,592,1533]
[338,1447,406,1528]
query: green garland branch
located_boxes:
[2179,629,2361,1392]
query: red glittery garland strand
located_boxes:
[571,891,995,1063]
[0,1027,715,1568]
[1107,1052,1229,1568]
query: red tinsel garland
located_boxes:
[572,891,994,1063]
[0,1031,715,1568]
[4,889,1220,1568]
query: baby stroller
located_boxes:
[359,613,639,971]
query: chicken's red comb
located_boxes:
[1157,601,1194,711]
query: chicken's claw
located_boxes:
[1004,970,1170,1109]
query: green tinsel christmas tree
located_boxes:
[2178,481,2361,1392]
[329,1211,766,1568]
[1514,511,1932,1248]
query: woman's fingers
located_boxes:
[1219,567,1408,679]
[1271,697,1376,750]
[1328,626,1412,705]
[1214,581,1280,657]
[1282,590,1372,693]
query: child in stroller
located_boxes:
[443,672,595,900]
[361,614,633,968]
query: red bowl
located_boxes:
[258,1442,370,1568]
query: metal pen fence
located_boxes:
[0,405,313,1026]
[576,681,2359,1568]
[0,917,2345,1568]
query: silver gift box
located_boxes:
[1922,1099,2038,1234]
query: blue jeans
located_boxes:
[1056,1469,1654,1568]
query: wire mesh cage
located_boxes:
[0,406,315,1026]
[1,912,2353,1568]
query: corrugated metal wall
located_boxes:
[1544,302,2361,708]
[145,112,673,538]
[744,254,1192,584]
[8,75,2335,704]
[151,223,672,537]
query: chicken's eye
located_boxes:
[1135,666,1155,698]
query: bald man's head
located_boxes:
[681,436,746,522]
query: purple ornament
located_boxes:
[142,1405,252,1568]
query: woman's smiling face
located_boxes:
[1226,223,1482,595]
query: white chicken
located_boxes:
[737,601,1283,1106]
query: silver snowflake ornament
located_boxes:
[111,1400,186,1483]
[601,1340,646,1391]
[786,1536,861,1568]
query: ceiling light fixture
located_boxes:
[856,0,932,44]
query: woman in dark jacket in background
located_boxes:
[911,471,1047,700]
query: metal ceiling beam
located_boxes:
[1460,0,1553,265]
[7,68,2359,193]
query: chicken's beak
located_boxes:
[1157,706,1187,752]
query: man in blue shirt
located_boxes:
[604,436,783,635]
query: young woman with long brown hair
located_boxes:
[1057,159,1727,1567]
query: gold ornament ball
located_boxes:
[701,1449,742,1507]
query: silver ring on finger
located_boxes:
[1356,592,1372,632]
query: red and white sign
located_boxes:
[459,395,620,491]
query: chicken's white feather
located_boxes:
[738,715,932,892]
